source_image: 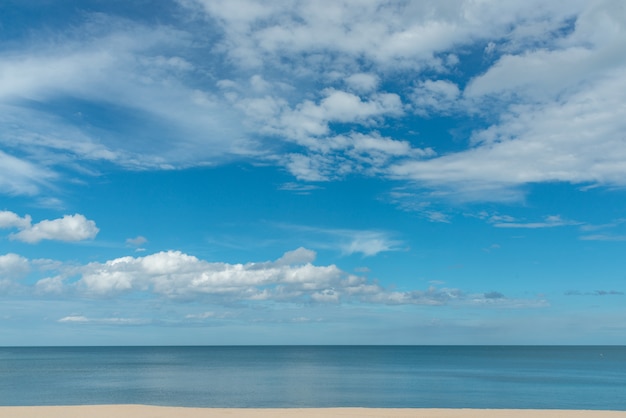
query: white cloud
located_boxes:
[492,215,579,229]
[579,234,626,241]
[126,236,148,247]
[0,253,30,280]
[275,89,404,142]
[276,224,404,257]
[4,212,99,243]
[412,79,461,116]
[0,247,543,311]
[0,253,30,292]
[58,315,148,325]
[280,132,434,182]
[345,73,379,93]
[383,0,626,201]
[340,231,403,257]
[58,315,90,323]
[389,66,626,201]
[0,211,32,230]
[186,0,585,71]
[0,151,55,196]
[74,249,345,300]
[275,247,317,266]
[3,0,620,206]
[0,15,252,196]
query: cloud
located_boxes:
[0,211,32,230]
[411,79,461,116]
[275,247,317,265]
[0,151,56,196]
[185,0,584,71]
[386,1,626,202]
[0,253,30,292]
[339,231,403,257]
[579,234,626,241]
[72,249,346,300]
[276,224,404,257]
[0,248,545,312]
[278,182,322,194]
[565,290,624,296]
[1,211,99,243]
[0,14,252,196]
[58,315,148,325]
[0,253,30,280]
[345,73,379,93]
[273,89,404,142]
[491,215,579,229]
[280,132,434,182]
[4,0,621,207]
[126,236,148,247]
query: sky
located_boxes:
[1,0,626,346]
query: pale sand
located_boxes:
[1,406,626,418]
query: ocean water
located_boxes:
[0,346,625,409]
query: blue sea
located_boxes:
[1,346,625,409]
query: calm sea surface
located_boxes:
[1,346,625,409]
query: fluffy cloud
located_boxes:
[0,253,30,280]
[411,80,461,116]
[0,211,99,243]
[75,250,345,300]
[384,0,626,202]
[3,0,622,205]
[186,0,585,71]
[0,253,30,292]
[0,211,32,230]
[11,248,537,309]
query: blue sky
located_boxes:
[1,0,626,345]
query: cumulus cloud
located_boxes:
[385,0,626,202]
[186,0,585,71]
[275,247,317,265]
[3,0,623,208]
[0,253,30,292]
[345,73,379,93]
[0,211,32,230]
[0,253,30,280]
[411,79,461,116]
[12,248,538,309]
[0,211,99,243]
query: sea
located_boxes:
[1,346,625,410]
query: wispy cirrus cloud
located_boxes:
[275,224,405,257]
[491,215,579,229]
[58,315,150,325]
[0,14,251,196]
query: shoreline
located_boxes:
[1,406,626,417]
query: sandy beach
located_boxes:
[1,406,626,418]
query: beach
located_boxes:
[2,406,626,418]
